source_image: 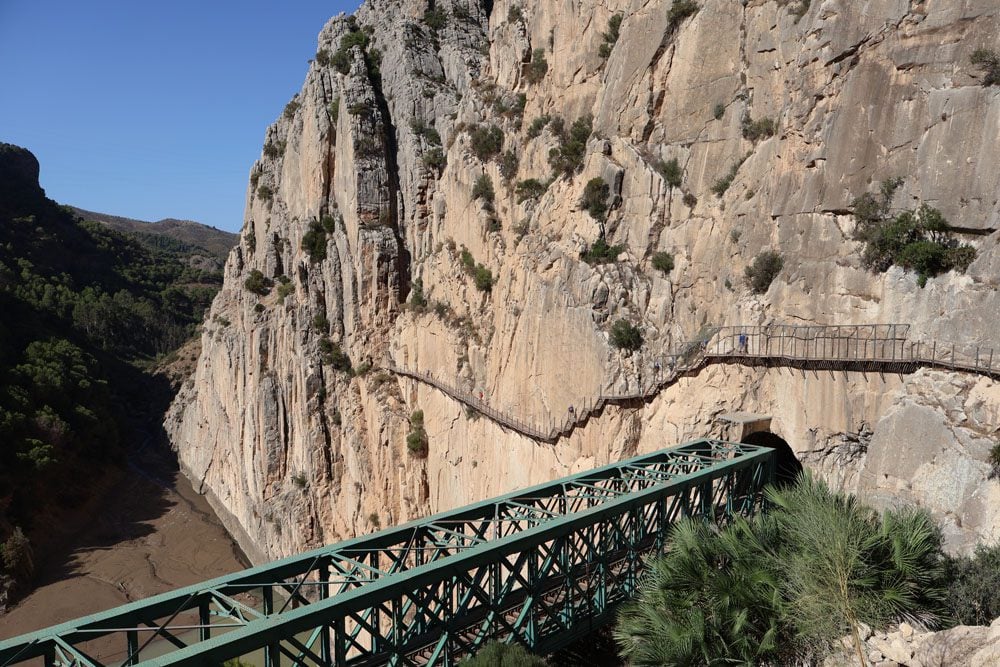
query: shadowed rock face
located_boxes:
[0,144,44,214]
[166,0,1000,563]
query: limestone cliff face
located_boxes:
[167,0,1000,562]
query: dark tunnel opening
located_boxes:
[741,431,803,486]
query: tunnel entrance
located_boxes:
[741,431,802,486]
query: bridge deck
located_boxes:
[0,439,773,667]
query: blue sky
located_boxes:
[0,1,359,232]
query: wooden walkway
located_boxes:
[389,323,1000,444]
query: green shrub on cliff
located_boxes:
[742,116,777,141]
[852,179,976,286]
[598,14,623,59]
[244,269,271,295]
[971,48,1000,86]
[301,219,329,263]
[580,177,610,221]
[651,251,674,274]
[407,410,428,457]
[581,237,623,265]
[744,250,783,294]
[944,541,1000,626]
[609,319,643,351]
[524,48,548,84]
[331,27,370,74]
[654,157,682,188]
[548,115,592,177]
[472,174,495,204]
[1,528,34,581]
[516,178,547,203]
[667,0,699,29]
[473,264,494,292]
[469,124,504,162]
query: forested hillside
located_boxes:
[67,206,237,265]
[0,143,225,594]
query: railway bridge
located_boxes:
[0,440,773,667]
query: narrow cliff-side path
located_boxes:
[390,324,1000,444]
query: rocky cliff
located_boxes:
[166,0,1000,563]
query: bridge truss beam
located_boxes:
[0,439,774,667]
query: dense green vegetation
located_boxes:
[423,147,447,171]
[524,49,548,85]
[581,237,624,265]
[0,144,225,582]
[548,115,593,177]
[473,265,494,292]
[469,124,505,162]
[461,641,547,666]
[331,20,372,74]
[499,151,519,181]
[653,157,682,188]
[598,14,623,59]
[580,178,610,221]
[650,251,674,274]
[616,475,949,666]
[667,0,699,29]
[610,320,644,351]
[301,215,337,263]
[944,542,1000,626]
[711,156,745,196]
[472,174,496,204]
[971,48,1000,86]
[526,115,550,139]
[516,179,548,203]
[407,410,428,457]
[745,250,784,294]
[742,115,777,141]
[852,179,976,286]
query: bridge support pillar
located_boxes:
[717,412,772,442]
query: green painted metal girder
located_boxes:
[0,438,773,667]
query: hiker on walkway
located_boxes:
[738,332,748,354]
[568,405,575,417]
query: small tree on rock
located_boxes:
[580,178,610,221]
[610,320,643,351]
[651,251,674,274]
[745,250,783,294]
[971,48,1000,86]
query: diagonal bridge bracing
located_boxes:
[0,439,774,667]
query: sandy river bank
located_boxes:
[0,447,248,644]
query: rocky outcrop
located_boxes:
[0,143,45,214]
[824,618,1000,667]
[167,0,1000,562]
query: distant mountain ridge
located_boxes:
[67,206,237,262]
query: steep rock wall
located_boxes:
[167,0,1000,562]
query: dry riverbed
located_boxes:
[0,453,247,645]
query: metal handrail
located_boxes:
[389,323,999,445]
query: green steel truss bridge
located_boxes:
[0,439,774,667]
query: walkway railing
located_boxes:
[389,329,712,444]
[391,323,1000,443]
[708,324,1000,378]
